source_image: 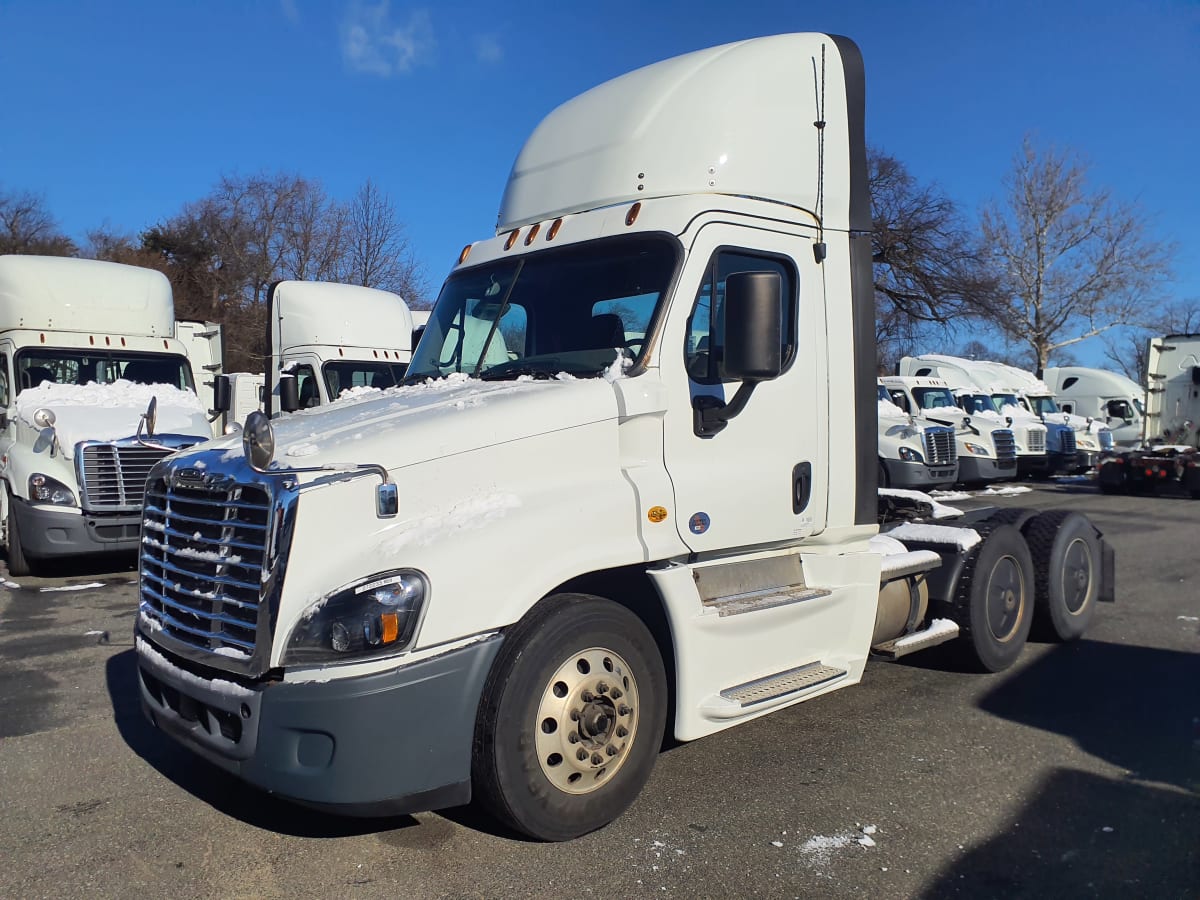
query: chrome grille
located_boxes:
[993,429,1017,462]
[1099,429,1115,451]
[1026,428,1046,454]
[139,476,271,659]
[1060,427,1077,454]
[78,443,177,511]
[922,427,957,465]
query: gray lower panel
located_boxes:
[139,634,503,814]
[10,497,142,558]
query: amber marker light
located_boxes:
[458,244,472,265]
[547,218,563,241]
[524,223,541,245]
[626,202,642,226]
[504,229,520,250]
[381,612,400,644]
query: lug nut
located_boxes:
[569,709,580,721]
[610,688,622,699]
[577,749,588,761]
[568,732,579,744]
[606,745,617,756]
[616,726,628,738]
[591,753,603,765]
[581,690,595,703]
[618,704,631,716]
[596,682,609,694]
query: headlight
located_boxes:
[898,447,924,462]
[28,473,77,506]
[963,442,991,456]
[282,569,426,666]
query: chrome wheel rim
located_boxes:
[1060,537,1094,614]
[534,647,639,795]
[985,554,1026,642]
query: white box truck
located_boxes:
[1043,366,1145,448]
[1096,334,1200,496]
[133,34,1113,840]
[0,255,220,575]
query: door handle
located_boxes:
[792,462,812,513]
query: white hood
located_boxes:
[15,380,211,449]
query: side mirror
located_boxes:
[723,271,783,382]
[279,375,301,413]
[412,325,426,350]
[212,374,232,413]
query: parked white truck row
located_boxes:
[125,34,1114,841]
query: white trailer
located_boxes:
[134,34,1113,840]
[0,255,218,575]
[1043,366,1145,448]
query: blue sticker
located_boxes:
[689,512,711,534]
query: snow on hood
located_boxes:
[198,372,621,473]
[878,398,909,420]
[15,380,210,449]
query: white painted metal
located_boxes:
[1044,365,1146,447]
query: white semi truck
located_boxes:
[133,34,1113,840]
[1096,334,1200,496]
[1043,366,1145,448]
[0,255,220,575]
[880,375,1017,486]
[875,381,958,489]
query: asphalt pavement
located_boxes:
[0,481,1196,899]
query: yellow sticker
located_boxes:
[647,506,668,523]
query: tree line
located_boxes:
[2,137,1192,377]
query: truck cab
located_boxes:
[881,375,1016,485]
[1044,366,1145,448]
[876,380,958,489]
[0,255,217,575]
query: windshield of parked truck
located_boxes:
[323,361,408,397]
[1027,395,1060,416]
[912,386,959,411]
[405,236,678,382]
[992,392,1023,413]
[958,393,997,416]
[14,349,194,395]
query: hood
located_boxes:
[192,373,623,473]
[15,380,211,450]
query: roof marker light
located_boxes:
[458,244,472,265]
[524,223,541,246]
[89,335,95,345]
[547,218,563,241]
[626,203,641,227]
[504,229,520,250]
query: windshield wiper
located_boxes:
[478,359,572,381]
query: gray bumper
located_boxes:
[11,498,141,558]
[138,633,503,815]
[881,458,958,489]
[957,456,1017,483]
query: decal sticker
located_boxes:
[689,512,711,535]
[647,506,668,523]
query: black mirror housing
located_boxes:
[279,374,301,413]
[723,271,782,382]
[212,374,232,413]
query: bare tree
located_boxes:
[344,179,427,303]
[869,148,996,369]
[1102,297,1200,380]
[0,186,76,256]
[979,137,1175,375]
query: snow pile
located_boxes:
[878,398,908,419]
[929,489,971,501]
[136,635,254,698]
[878,487,964,519]
[39,582,105,593]
[336,385,381,402]
[980,484,1032,496]
[15,380,208,448]
[886,522,982,550]
[602,349,633,383]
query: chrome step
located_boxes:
[720,662,846,707]
[703,584,832,617]
[871,618,960,660]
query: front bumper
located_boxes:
[881,458,958,490]
[957,456,1017,483]
[137,632,504,815]
[10,498,141,559]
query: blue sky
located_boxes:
[1,1,1197,365]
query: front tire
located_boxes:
[472,593,667,841]
[1024,510,1100,641]
[950,524,1035,672]
[5,491,31,577]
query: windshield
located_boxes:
[877,385,891,403]
[323,361,407,397]
[958,393,997,415]
[406,236,678,382]
[992,392,1021,410]
[912,386,958,411]
[15,349,194,395]
[1028,395,1059,415]
[1133,398,1145,416]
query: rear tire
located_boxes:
[472,593,667,841]
[949,524,1035,672]
[1023,510,1100,641]
[878,460,890,489]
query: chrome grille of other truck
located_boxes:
[139,476,270,660]
[993,429,1017,462]
[77,437,199,512]
[922,427,957,465]
[1060,427,1077,455]
[1026,428,1046,454]
[1099,429,1114,451]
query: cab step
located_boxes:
[871,617,959,660]
[719,662,846,708]
[702,584,832,617]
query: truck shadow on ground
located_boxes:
[104,649,426,839]
[922,639,1200,897]
[3,550,138,581]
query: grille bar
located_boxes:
[922,427,957,466]
[79,444,179,511]
[993,429,1017,461]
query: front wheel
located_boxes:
[472,594,667,841]
[4,489,31,577]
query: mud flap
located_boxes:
[1099,539,1116,603]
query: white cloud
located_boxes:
[474,33,503,64]
[340,2,435,77]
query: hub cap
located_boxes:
[535,647,639,795]
[1060,537,1094,614]
[985,554,1026,642]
